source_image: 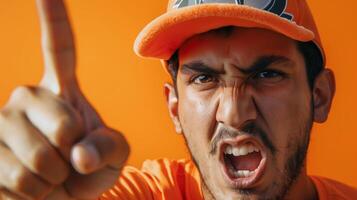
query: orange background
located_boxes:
[0,0,356,187]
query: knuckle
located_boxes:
[52,110,82,147]
[53,115,73,143]
[10,86,35,102]
[0,112,6,127]
[0,188,26,200]
[11,168,30,192]
[29,145,69,184]
[29,146,52,173]
[0,109,22,132]
[57,112,76,131]
[10,167,40,199]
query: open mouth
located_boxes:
[219,136,267,188]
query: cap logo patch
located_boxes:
[173,0,293,20]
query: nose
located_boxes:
[216,82,257,129]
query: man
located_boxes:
[0,0,356,200]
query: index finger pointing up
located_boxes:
[36,0,77,96]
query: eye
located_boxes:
[252,70,284,83]
[191,74,216,84]
[255,70,281,78]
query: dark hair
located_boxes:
[166,27,324,89]
[298,41,324,89]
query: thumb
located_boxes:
[70,127,130,174]
[36,0,78,97]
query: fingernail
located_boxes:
[71,144,100,174]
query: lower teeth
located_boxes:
[236,170,253,177]
[228,167,255,178]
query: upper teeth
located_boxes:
[224,144,260,156]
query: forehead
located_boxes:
[178,27,298,67]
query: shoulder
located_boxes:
[140,158,200,190]
[141,158,196,176]
[311,176,357,200]
[123,158,202,200]
[101,159,201,200]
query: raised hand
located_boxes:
[0,0,129,199]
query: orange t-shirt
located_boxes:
[100,159,357,200]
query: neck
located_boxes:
[284,166,318,200]
[202,181,215,200]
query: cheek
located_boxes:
[255,79,311,151]
[178,87,219,153]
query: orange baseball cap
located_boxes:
[134,0,325,66]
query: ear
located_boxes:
[313,69,336,123]
[164,83,183,134]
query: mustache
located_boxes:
[209,121,276,155]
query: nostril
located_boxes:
[216,92,258,129]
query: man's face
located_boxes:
[175,28,313,200]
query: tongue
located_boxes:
[231,152,262,171]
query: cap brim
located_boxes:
[134,3,315,60]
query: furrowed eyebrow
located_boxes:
[181,61,223,75]
[180,56,292,76]
[239,56,292,75]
